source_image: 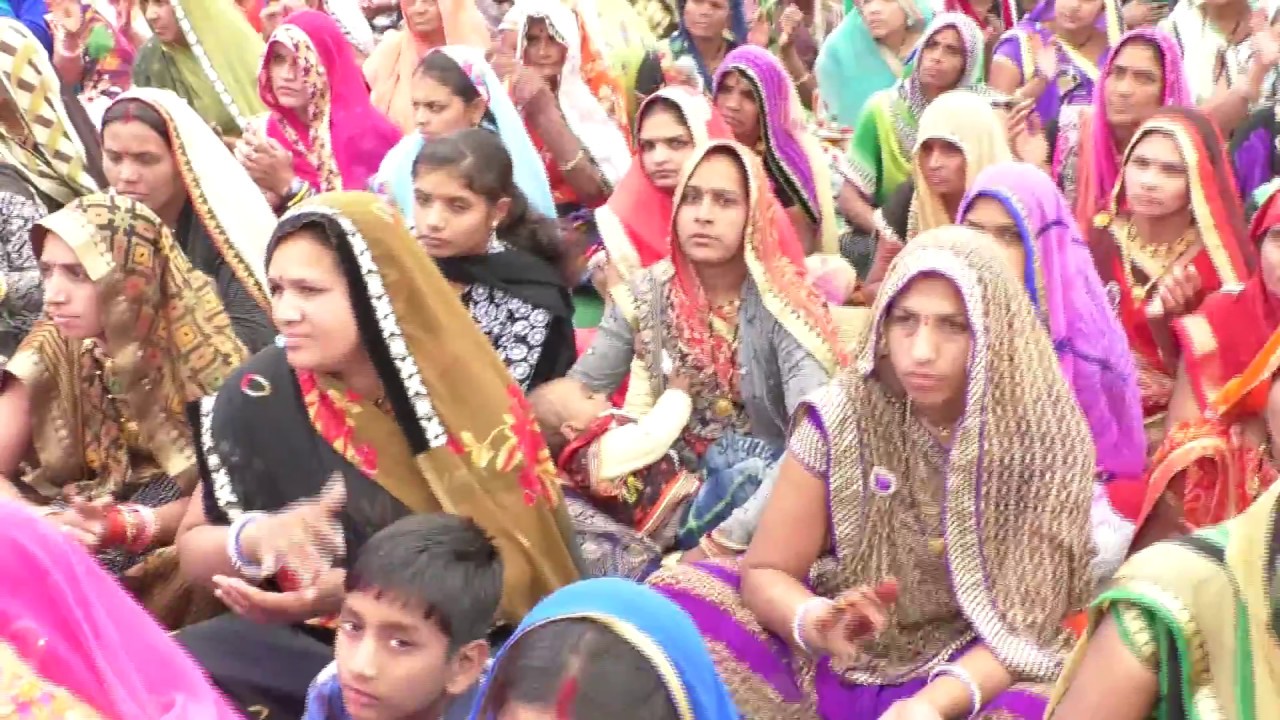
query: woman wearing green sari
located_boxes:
[815,0,930,127]
[847,11,987,208]
[133,0,266,137]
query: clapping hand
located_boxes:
[799,579,899,665]
[237,475,347,588]
[1153,264,1202,318]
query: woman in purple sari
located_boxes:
[648,227,1095,720]
[958,161,1147,583]
[990,0,1122,128]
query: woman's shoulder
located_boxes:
[1109,528,1237,609]
[209,346,294,411]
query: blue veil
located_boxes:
[470,578,740,719]
[814,0,932,126]
[373,45,556,228]
[667,0,748,90]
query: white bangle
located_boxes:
[226,512,269,581]
[790,596,833,655]
[927,663,983,718]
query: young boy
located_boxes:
[303,514,502,720]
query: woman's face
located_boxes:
[1123,131,1190,220]
[39,232,103,340]
[142,0,182,44]
[412,168,508,258]
[268,229,363,373]
[1259,225,1280,300]
[714,71,761,147]
[1053,0,1104,33]
[962,196,1028,284]
[675,150,749,266]
[103,119,186,224]
[404,0,443,37]
[884,274,971,413]
[411,72,486,140]
[682,0,730,41]
[637,104,696,191]
[917,138,966,198]
[267,43,310,112]
[916,27,967,93]
[1104,40,1164,129]
[862,0,909,40]
[522,19,568,86]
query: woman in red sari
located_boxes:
[1088,106,1256,449]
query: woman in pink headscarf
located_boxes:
[239,9,401,207]
[0,501,240,719]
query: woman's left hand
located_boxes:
[777,4,803,48]
[213,568,346,625]
[1006,99,1049,166]
[241,137,295,197]
[877,698,944,720]
[1154,264,1202,318]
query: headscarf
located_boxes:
[266,191,580,619]
[715,44,840,254]
[960,161,1145,479]
[1073,27,1190,233]
[815,0,931,126]
[831,226,1094,682]
[944,0,1016,33]
[669,140,845,391]
[666,0,748,90]
[130,0,265,135]
[1174,187,1280,412]
[909,89,1012,237]
[261,10,402,192]
[109,87,275,309]
[508,0,632,185]
[595,85,733,281]
[321,0,377,56]
[0,502,241,718]
[6,194,246,501]
[375,45,556,225]
[0,18,101,207]
[472,578,741,719]
[363,0,490,132]
[1159,0,1255,104]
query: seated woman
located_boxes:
[363,0,489,133]
[504,0,632,216]
[959,161,1148,582]
[174,191,581,718]
[0,193,246,628]
[594,85,733,291]
[0,501,240,719]
[238,9,401,204]
[132,0,265,137]
[0,17,105,358]
[863,89,1012,298]
[1048,472,1280,719]
[372,45,556,224]
[649,227,1095,719]
[570,140,843,567]
[473,577,739,719]
[410,128,576,391]
[1087,106,1255,449]
[101,88,275,351]
[713,44,839,255]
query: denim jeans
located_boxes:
[673,432,783,550]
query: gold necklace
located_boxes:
[1119,221,1195,303]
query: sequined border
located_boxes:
[172,0,251,132]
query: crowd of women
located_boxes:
[1,0,1280,716]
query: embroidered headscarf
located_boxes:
[7,194,246,500]
[715,44,840,254]
[473,578,741,719]
[960,161,1145,478]
[596,85,733,282]
[1073,28,1190,232]
[815,0,931,126]
[375,45,557,225]
[260,10,402,192]
[669,140,845,394]
[0,18,101,206]
[363,0,490,132]
[508,0,632,185]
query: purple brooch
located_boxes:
[870,466,897,496]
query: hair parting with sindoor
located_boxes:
[411,127,566,277]
[101,99,171,146]
[481,618,679,720]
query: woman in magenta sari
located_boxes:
[239,9,401,207]
[959,161,1146,582]
[0,501,239,719]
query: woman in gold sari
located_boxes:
[649,228,1095,719]
[0,193,247,627]
[174,191,581,719]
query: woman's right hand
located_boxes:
[238,477,347,587]
[800,579,899,662]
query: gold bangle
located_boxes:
[559,149,587,173]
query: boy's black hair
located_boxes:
[345,513,503,650]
